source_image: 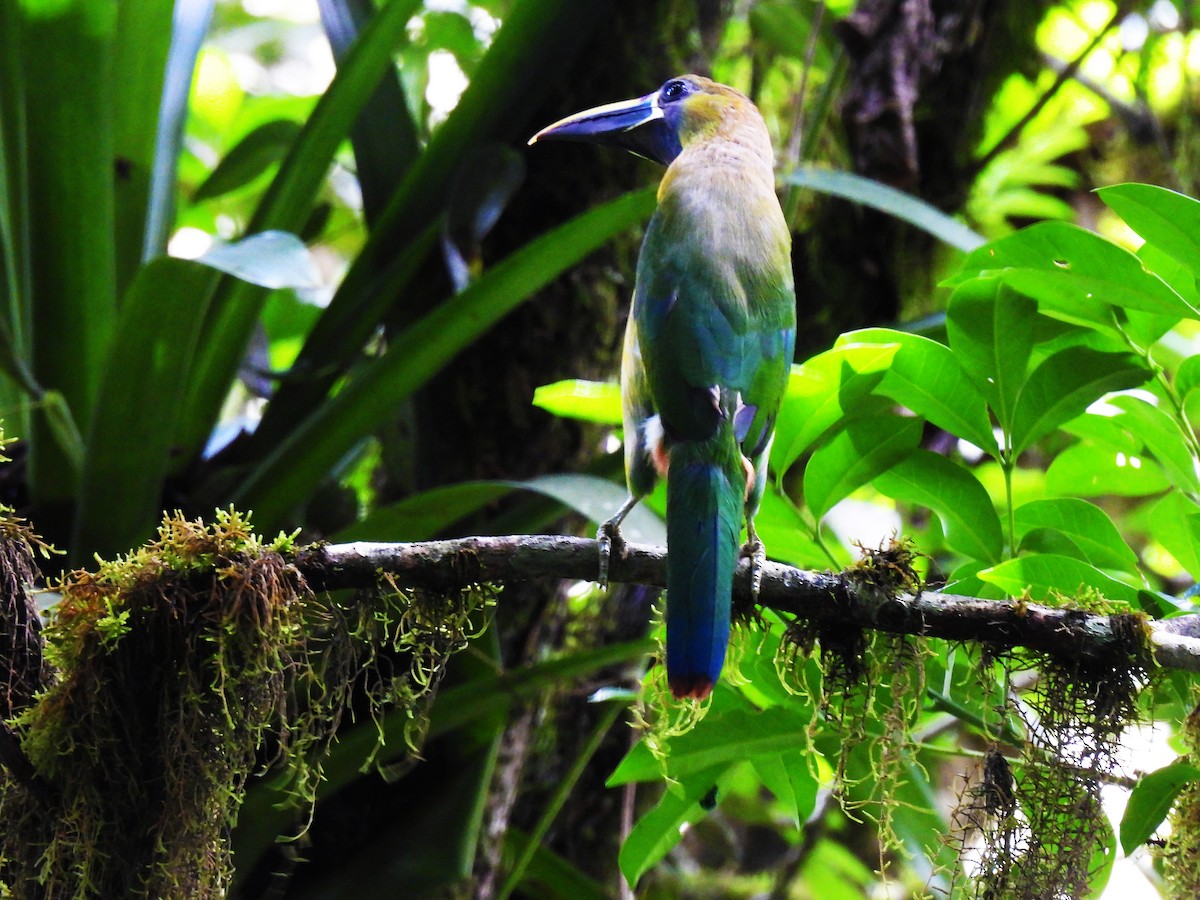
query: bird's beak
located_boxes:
[528,91,681,166]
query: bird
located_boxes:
[529,76,796,700]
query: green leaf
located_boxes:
[73,258,215,560]
[510,473,666,547]
[195,230,322,290]
[835,328,998,454]
[111,0,175,292]
[751,750,819,825]
[1098,183,1200,278]
[532,379,622,425]
[619,763,731,888]
[773,342,899,473]
[1106,394,1200,493]
[803,414,922,519]
[1148,493,1200,579]
[785,168,985,252]
[230,189,657,531]
[1013,498,1139,574]
[19,0,120,502]
[755,484,832,569]
[1120,761,1200,855]
[948,221,1200,327]
[872,450,1004,563]
[1046,442,1171,497]
[608,707,814,785]
[178,0,427,454]
[1176,355,1200,400]
[977,554,1145,607]
[1008,347,1147,455]
[192,119,303,202]
[945,278,1039,430]
[334,481,514,541]
[143,0,214,258]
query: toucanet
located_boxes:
[530,76,796,699]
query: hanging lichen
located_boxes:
[1162,703,1200,896]
[950,610,1151,899]
[0,510,494,899]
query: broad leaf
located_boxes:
[196,230,322,290]
[608,706,814,785]
[1148,493,1200,579]
[1046,442,1171,497]
[1176,355,1200,400]
[803,414,923,519]
[1013,498,1138,574]
[948,221,1200,326]
[1120,761,1200,855]
[618,763,731,888]
[871,450,1004,564]
[945,278,1038,430]
[1009,347,1147,455]
[1106,394,1200,494]
[836,328,998,455]
[1098,183,1200,278]
[773,342,898,473]
[977,553,1145,608]
[533,379,621,425]
[511,473,666,547]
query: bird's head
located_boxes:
[528,75,762,167]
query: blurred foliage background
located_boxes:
[8,0,1200,897]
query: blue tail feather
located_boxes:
[665,451,742,699]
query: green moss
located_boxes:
[0,510,492,899]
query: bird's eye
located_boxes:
[661,79,688,102]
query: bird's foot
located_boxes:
[741,530,766,604]
[597,519,627,590]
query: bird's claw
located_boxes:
[597,520,625,590]
[742,534,766,604]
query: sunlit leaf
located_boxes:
[871,450,1004,563]
[1106,394,1200,494]
[977,554,1145,608]
[1120,761,1200,855]
[773,343,899,473]
[533,379,621,425]
[948,221,1200,326]
[945,278,1039,429]
[1046,442,1171,497]
[836,328,998,454]
[1009,347,1147,455]
[195,230,321,290]
[786,168,985,252]
[1098,183,1200,278]
[803,414,922,519]
[1013,498,1138,574]
[1148,493,1200,580]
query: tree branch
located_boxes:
[296,535,1200,672]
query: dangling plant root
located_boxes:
[951,611,1151,899]
[0,510,493,899]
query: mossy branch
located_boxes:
[299,535,1200,672]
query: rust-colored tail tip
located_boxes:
[669,676,714,701]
